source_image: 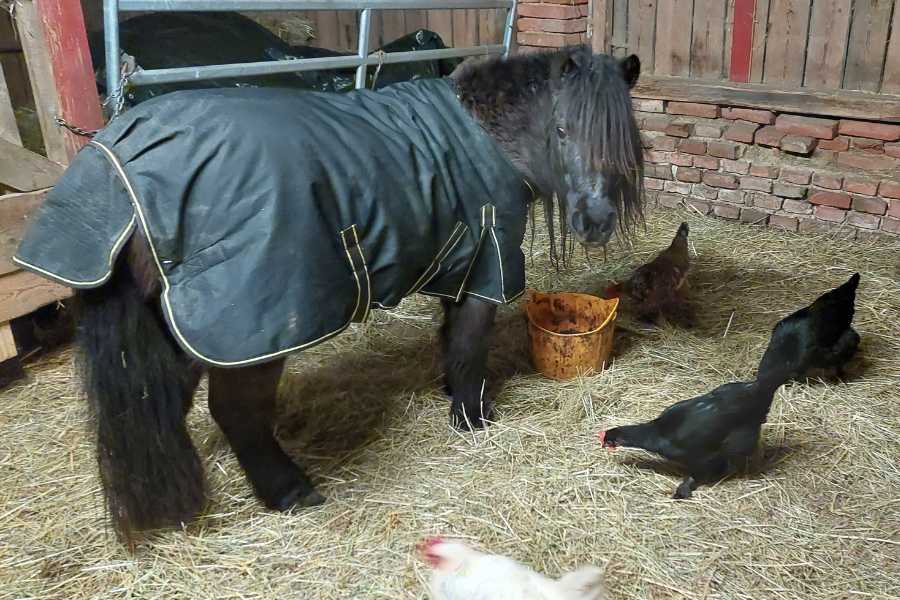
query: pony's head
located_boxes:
[540,47,644,255]
[453,46,644,261]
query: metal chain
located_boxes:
[104,52,137,118]
[370,50,387,90]
[54,116,98,138]
[53,52,136,138]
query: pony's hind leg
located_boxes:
[208,359,324,511]
[440,296,498,430]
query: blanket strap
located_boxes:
[340,225,372,323]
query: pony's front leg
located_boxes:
[208,359,324,511]
[440,296,498,430]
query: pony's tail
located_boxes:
[76,266,205,542]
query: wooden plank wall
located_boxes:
[300,8,508,52]
[604,0,900,94]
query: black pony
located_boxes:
[27,46,643,542]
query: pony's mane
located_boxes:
[453,47,645,265]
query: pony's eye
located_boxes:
[557,127,567,139]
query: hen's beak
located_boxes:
[417,536,444,568]
[597,430,616,449]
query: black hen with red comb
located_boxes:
[599,274,862,499]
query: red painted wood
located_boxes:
[36,0,103,159]
[729,0,756,83]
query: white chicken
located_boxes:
[419,536,607,600]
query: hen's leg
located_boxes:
[673,476,697,499]
[673,457,729,499]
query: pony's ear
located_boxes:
[560,47,590,77]
[619,54,641,88]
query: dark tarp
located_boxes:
[89,12,462,107]
[15,79,528,367]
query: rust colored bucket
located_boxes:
[523,290,619,380]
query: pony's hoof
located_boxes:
[298,489,327,508]
[450,403,493,431]
[672,485,693,500]
[274,484,326,511]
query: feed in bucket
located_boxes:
[523,290,619,381]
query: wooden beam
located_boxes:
[690,0,727,79]
[15,0,103,165]
[654,0,693,76]
[35,0,104,158]
[0,138,64,192]
[632,75,900,123]
[0,62,23,146]
[0,189,49,277]
[762,0,810,86]
[748,0,769,83]
[882,1,900,94]
[627,0,657,71]
[591,0,612,55]
[0,268,71,324]
[843,0,894,92]
[14,0,69,165]
[804,0,852,90]
[728,0,755,82]
[0,322,16,362]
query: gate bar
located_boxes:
[355,8,372,89]
[118,0,513,9]
[104,0,517,116]
[128,46,506,86]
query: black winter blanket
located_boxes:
[14,79,529,366]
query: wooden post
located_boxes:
[591,0,612,55]
[0,321,23,388]
[35,0,104,159]
[0,63,23,146]
[14,0,68,165]
[0,0,100,388]
[729,0,756,82]
[15,0,103,165]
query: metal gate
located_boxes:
[103,0,518,115]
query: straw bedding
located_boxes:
[1,208,898,599]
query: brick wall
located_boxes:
[516,0,589,50]
[635,100,900,239]
[514,11,899,238]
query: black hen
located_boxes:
[598,274,862,499]
[598,368,788,499]
[758,273,861,381]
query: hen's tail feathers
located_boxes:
[668,222,689,251]
[813,272,860,333]
[818,272,860,308]
[556,566,607,599]
[664,222,691,267]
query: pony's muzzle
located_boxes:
[568,196,617,247]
